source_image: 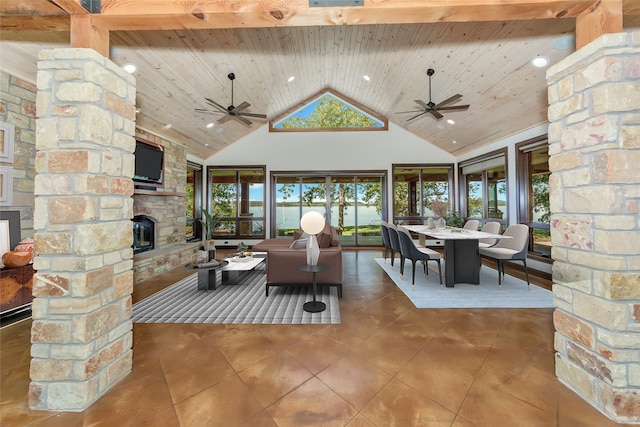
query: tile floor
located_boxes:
[0,250,622,426]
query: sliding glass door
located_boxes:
[272,172,386,246]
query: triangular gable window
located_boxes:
[269,88,388,132]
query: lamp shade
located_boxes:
[300,211,325,235]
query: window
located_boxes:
[517,136,551,258]
[269,88,388,131]
[392,165,454,224]
[459,150,507,223]
[186,161,203,241]
[272,172,387,246]
[207,166,265,239]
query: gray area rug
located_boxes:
[375,258,554,309]
[132,268,340,324]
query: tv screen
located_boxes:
[133,140,164,185]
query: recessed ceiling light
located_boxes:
[452,140,458,144]
[531,56,550,68]
[363,75,371,81]
[287,76,295,83]
[206,122,214,128]
[437,123,445,130]
[135,108,141,114]
[122,63,136,73]
[165,123,172,129]
[447,119,455,125]
[204,143,209,147]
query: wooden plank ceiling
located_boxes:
[1,1,640,160]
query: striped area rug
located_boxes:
[132,269,340,324]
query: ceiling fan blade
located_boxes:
[437,105,470,111]
[414,100,430,110]
[205,98,228,113]
[434,94,462,109]
[234,101,251,113]
[238,112,267,119]
[217,114,233,124]
[407,111,428,121]
[234,115,253,126]
[429,110,444,120]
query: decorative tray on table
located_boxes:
[186,260,228,269]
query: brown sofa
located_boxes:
[252,223,343,297]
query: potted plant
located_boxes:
[237,242,248,257]
[445,210,464,228]
[200,207,220,251]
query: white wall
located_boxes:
[208,121,455,168]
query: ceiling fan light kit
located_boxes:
[397,68,470,121]
[195,72,267,126]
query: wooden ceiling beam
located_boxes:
[70,14,109,56]
[51,0,89,15]
[576,0,623,49]
[0,16,70,31]
[94,0,596,31]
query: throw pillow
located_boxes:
[289,238,308,249]
[293,230,309,241]
[317,231,332,248]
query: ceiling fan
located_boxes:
[195,72,267,125]
[397,68,470,121]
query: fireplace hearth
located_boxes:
[132,215,155,254]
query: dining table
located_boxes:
[404,225,508,287]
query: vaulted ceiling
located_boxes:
[2,1,640,160]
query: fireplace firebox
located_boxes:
[132,215,155,254]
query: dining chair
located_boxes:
[386,223,403,269]
[397,225,442,287]
[479,223,530,289]
[478,221,502,248]
[462,219,480,231]
[380,221,393,263]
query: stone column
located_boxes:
[548,32,640,423]
[30,48,136,411]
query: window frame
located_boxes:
[186,161,203,242]
[516,135,552,261]
[458,148,509,225]
[206,165,266,240]
[391,164,455,225]
[269,170,388,246]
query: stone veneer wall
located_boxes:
[548,32,640,423]
[132,129,199,284]
[30,48,135,411]
[0,71,37,238]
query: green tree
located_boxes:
[532,172,550,223]
[279,95,377,128]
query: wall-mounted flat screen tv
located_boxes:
[133,139,164,187]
